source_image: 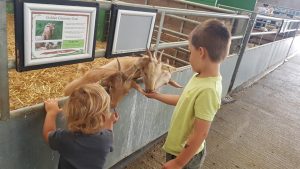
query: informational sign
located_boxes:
[14,0,99,72]
[105,4,157,58]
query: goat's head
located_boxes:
[101,71,135,108]
[137,50,182,93]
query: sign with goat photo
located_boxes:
[105,4,157,57]
[14,0,99,71]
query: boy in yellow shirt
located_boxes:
[142,19,231,169]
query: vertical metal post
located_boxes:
[154,11,165,56]
[174,4,188,65]
[227,13,257,93]
[258,34,264,45]
[0,1,10,120]
[281,32,286,40]
[273,31,279,42]
[285,25,299,59]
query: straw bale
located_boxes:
[7,14,110,110]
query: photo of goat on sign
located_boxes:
[64,50,182,109]
[35,21,63,41]
[35,42,62,51]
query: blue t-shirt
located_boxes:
[48,129,113,169]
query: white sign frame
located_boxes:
[14,0,99,71]
[105,5,157,57]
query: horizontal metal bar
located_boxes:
[284,29,298,33]
[256,14,283,21]
[153,30,187,42]
[154,25,188,38]
[157,51,190,65]
[172,0,236,14]
[250,31,278,36]
[166,14,201,25]
[176,65,192,72]
[10,97,68,118]
[151,38,189,53]
[152,41,189,50]
[152,38,189,53]
[153,31,187,42]
[116,1,249,19]
[231,35,244,40]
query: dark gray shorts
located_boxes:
[166,146,206,169]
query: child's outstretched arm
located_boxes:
[142,91,180,106]
[163,118,211,169]
[43,99,62,144]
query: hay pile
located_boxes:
[7,14,111,110]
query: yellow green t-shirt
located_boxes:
[163,74,222,156]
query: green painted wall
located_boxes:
[187,0,218,6]
[217,0,257,11]
[6,2,14,14]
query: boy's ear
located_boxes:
[198,47,206,59]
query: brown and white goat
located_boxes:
[64,50,182,108]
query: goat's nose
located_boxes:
[145,89,154,93]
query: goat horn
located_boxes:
[116,58,121,71]
[147,49,154,60]
[158,50,164,63]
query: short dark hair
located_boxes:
[190,19,231,62]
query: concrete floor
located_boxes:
[125,54,300,169]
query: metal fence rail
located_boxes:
[0,1,10,120]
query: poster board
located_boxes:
[14,0,99,71]
[105,4,157,58]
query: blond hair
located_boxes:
[63,84,110,134]
[190,19,231,62]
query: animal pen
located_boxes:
[1,0,300,169]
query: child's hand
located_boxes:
[143,91,159,99]
[44,99,62,116]
[104,112,119,130]
[162,159,183,169]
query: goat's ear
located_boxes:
[131,81,144,94]
[101,73,118,86]
[168,80,183,88]
[126,69,137,82]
